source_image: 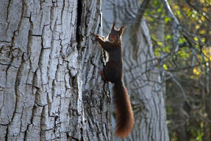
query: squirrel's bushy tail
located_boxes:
[113,81,134,138]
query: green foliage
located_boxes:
[164,17,171,23]
[163,64,168,70]
[144,0,211,140]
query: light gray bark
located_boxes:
[102,0,169,140]
[0,0,112,141]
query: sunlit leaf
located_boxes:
[163,64,168,70]
[154,48,161,57]
[200,122,204,128]
[158,8,162,13]
[194,37,198,41]
[166,49,170,53]
[200,30,205,34]
[173,5,179,9]
[193,67,200,75]
[179,50,186,58]
[202,48,211,61]
[151,34,156,40]
[164,17,171,23]
[165,34,171,40]
[196,25,200,29]
[203,7,207,12]
[201,16,205,21]
[178,38,185,43]
[202,38,205,43]
[157,41,163,46]
[176,10,181,17]
[188,10,192,17]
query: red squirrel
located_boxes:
[92,21,134,138]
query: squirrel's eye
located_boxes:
[116,36,119,39]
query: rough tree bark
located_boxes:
[102,0,169,140]
[0,0,112,141]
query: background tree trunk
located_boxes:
[102,0,169,140]
[0,0,112,140]
[166,75,187,141]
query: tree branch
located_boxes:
[160,0,180,52]
[133,0,151,30]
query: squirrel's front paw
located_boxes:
[91,33,99,38]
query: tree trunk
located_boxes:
[102,0,169,140]
[167,75,187,141]
[0,0,112,141]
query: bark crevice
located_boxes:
[76,0,82,50]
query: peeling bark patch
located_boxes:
[67,49,78,77]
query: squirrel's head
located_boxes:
[108,21,126,44]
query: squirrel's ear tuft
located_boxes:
[112,21,116,30]
[119,25,126,35]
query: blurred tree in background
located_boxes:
[145,0,211,140]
